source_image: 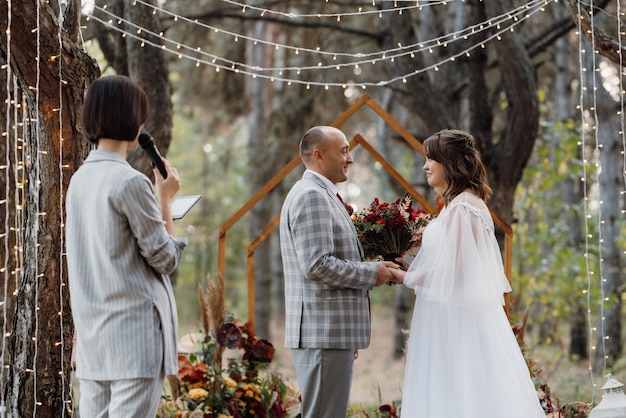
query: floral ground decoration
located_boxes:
[157,275,301,418]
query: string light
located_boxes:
[0,0,622,414]
[619,0,626,194]
[32,0,42,414]
[220,0,447,18]
[136,0,543,64]
[573,0,626,406]
[85,0,550,89]
[56,0,71,414]
[0,0,11,415]
[14,97,25,308]
[588,1,608,379]
[573,0,597,399]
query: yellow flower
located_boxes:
[223,376,237,389]
[187,388,209,401]
[217,415,233,418]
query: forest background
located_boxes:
[0,0,625,416]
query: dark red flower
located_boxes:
[379,402,399,417]
[244,339,275,363]
[352,193,436,259]
[344,202,354,215]
[217,322,242,349]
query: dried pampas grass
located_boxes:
[197,273,226,365]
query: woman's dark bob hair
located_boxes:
[81,75,150,144]
[423,129,492,205]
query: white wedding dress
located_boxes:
[401,192,545,418]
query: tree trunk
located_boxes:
[483,0,539,224]
[550,6,588,359]
[0,1,99,415]
[90,0,173,180]
[562,0,626,67]
[592,64,623,371]
[376,0,540,350]
[378,2,452,134]
[467,3,492,148]
[0,57,19,393]
[245,14,273,339]
[123,0,173,180]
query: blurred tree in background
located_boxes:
[81,0,626,378]
[1,0,625,412]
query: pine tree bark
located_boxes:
[0,56,19,394]
[123,0,173,179]
[0,1,99,415]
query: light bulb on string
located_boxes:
[114,0,547,77]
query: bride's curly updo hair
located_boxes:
[423,129,492,206]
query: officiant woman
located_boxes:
[66,75,187,417]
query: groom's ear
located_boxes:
[311,148,325,163]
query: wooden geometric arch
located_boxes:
[217,94,513,328]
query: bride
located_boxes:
[400,129,545,417]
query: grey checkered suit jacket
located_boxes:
[280,171,379,349]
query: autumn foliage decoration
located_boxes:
[157,274,300,418]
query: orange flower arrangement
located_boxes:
[157,275,300,418]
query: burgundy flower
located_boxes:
[352,193,436,259]
[344,203,354,215]
[244,339,275,363]
[217,322,242,349]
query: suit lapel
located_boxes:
[302,172,365,260]
[326,188,355,224]
[328,189,365,260]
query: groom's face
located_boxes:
[319,132,353,184]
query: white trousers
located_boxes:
[78,376,164,418]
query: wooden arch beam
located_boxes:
[219,94,514,327]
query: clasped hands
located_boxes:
[375,261,406,286]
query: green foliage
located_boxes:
[512,119,599,338]
[168,111,253,331]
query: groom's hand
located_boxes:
[389,267,406,284]
[375,261,404,286]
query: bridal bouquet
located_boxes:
[352,193,435,261]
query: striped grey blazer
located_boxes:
[66,150,186,380]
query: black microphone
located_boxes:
[138,132,167,179]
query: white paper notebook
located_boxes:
[171,195,201,220]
